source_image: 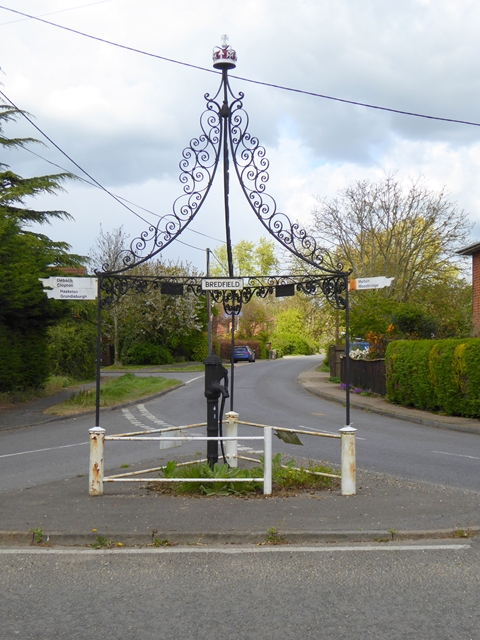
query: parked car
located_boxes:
[233,345,256,363]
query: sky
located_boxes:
[1,0,480,273]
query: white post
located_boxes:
[339,426,356,496]
[224,411,239,467]
[89,427,106,496]
[263,427,272,495]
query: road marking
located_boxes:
[185,375,203,384]
[298,426,366,440]
[237,445,264,454]
[0,442,88,459]
[0,544,470,555]
[121,408,151,431]
[137,405,175,429]
[433,451,480,461]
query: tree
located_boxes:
[0,101,84,391]
[312,175,472,342]
[89,225,130,365]
[117,258,207,364]
[312,175,472,302]
[211,237,280,276]
[271,307,316,355]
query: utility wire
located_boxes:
[1,5,480,128]
[0,88,154,227]
[0,0,112,26]
[11,140,228,246]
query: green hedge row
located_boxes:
[385,338,480,418]
[0,323,49,392]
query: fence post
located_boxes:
[339,426,356,496]
[89,427,106,496]
[224,411,239,467]
[263,427,272,495]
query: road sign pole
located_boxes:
[345,277,351,427]
[95,276,102,427]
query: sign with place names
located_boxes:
[201,277,244,291]
[349,276,394,291]
[39,277,97,300]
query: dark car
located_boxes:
[233,345,256,363]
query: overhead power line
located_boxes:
[1,5,480,128]
[0,0,112,26]
[1,120,226,249]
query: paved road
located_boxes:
[1,356,480,493]
[1,539,478,640]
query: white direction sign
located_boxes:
[349,276,394,291]
[39,277,98,300]
[201,277,244,291]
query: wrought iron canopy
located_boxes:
[99,272,348,313]
[96,37,349,296]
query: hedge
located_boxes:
[385,338,480,418]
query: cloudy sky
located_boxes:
[2,0,480,272]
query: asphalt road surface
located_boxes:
[1,539,479,640]
[1,356,480,492]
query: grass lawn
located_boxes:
[45,373,181,416]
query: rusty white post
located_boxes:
[89,427,105,496]
[339,426,356,496]
[224,411,239,468]
[263,427,272,495]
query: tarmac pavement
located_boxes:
[1,368,479,547]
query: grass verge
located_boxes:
[45,373,181,415]
[102,363,205,373]
[0,375,79,408]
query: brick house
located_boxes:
[457,241,480,336]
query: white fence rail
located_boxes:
[89,423,273,496]
[89,412,356,497]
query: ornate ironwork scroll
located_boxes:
[99,273,347,313]
[96,38,350,315]
[99,275,202,308]
[100,108,222,274]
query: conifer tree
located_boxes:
[0,101,84,391]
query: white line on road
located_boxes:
[185,375,203,384]
[121,408,152,431]
[0,544,470,555]
[433,451,480,460]
[0,442,88,459]
[137,404,175,429]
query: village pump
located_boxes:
[204,353,229,467]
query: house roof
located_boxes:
[457,241,480,256]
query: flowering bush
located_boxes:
[365,324,394,358]
[349,348,370,360]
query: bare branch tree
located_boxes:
[89,226,130,365]
[312,175,472,302]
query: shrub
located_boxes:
[47,320,96,381]
[121,342,173,366]
[386,338,480,417]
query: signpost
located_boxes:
[344,275,394,433]
[39,277,97,300]
[201,277,244,290]
[348,276,394,291]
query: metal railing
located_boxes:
[223,412,356,496]
[89,412,356,497]
[89,422,273,496]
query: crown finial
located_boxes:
[213,35,237,70]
